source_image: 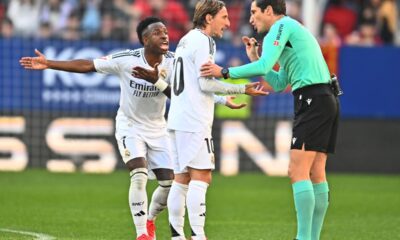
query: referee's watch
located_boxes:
[221,68,229,79]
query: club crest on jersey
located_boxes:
[159,68,167,80]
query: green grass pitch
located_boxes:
[0,170,399,239]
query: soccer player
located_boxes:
[164,1,268,239]
[200,1,340,240]
[19,17,174,240]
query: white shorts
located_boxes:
[169,129,215,174]
[115,116,173,171]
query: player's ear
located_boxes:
[143,35,149,46]
[205,14,213,24]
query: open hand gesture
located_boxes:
[132,63,160,83]
[19,49,49,70]
[225,96,247,109]
[245,82,269,96]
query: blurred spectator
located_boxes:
[7,0,42,37]
[36,21,53,39]
[40,0,75,35]
[80,0,101,37]
[0,0,6,23]
[323,0,358,39]
[286,0,302,22]
[90,12,126,41]
[60,11,80,40]
[376,0,398,44]
[319,23,341,74]
[132,0,191,43]
[359,0,380,24]
[1,17,13,38]
[346,20,382,46]
[100,0,132,41]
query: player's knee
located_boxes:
[130,168,148,190]
[158,179,173,189]
[310,171,326,183]
[153,168,174,181]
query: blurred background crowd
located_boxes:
[0,0,398,45]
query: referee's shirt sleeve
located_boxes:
[229,19,291,79]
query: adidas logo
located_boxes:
[134,210,146,217]
[199,212,206,217]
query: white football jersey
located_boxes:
[167,29,217,132]
[93,48,174,130]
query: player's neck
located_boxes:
[199,27,212,37]
[143,48,163,67]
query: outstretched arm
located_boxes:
[19,49,95,73]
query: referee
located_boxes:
[200,1,340,240]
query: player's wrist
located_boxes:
[154,78,169,92]
[221,68,230,79]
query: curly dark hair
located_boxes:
[136,17,164,45]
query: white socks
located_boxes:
[148,180,172,220]
[129,168,148,236]
[168,181,189,237]
[187,180,209,239]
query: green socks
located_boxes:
[293,180,315,240]
[311,182,329,240]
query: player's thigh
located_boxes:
[168,130,183,174]
[145,131,173,171]
[175,130,215,172]
[289,147,317,182]
[115,120,147,164]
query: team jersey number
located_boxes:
[173,57,184,96]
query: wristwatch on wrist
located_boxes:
[221,68,229,79]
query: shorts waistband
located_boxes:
[292,84,333,97]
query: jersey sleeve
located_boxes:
[264,68,290,92]
[229,21,291,78]
[193,35,215,77]
[213,95,227,105]
[93,50,128,75]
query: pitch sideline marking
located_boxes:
[0,228,56,240]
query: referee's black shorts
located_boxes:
[291,83,340,153]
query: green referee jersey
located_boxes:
[229,16,331,92]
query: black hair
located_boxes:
[255,0,286,15]
[136,17,163,45]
